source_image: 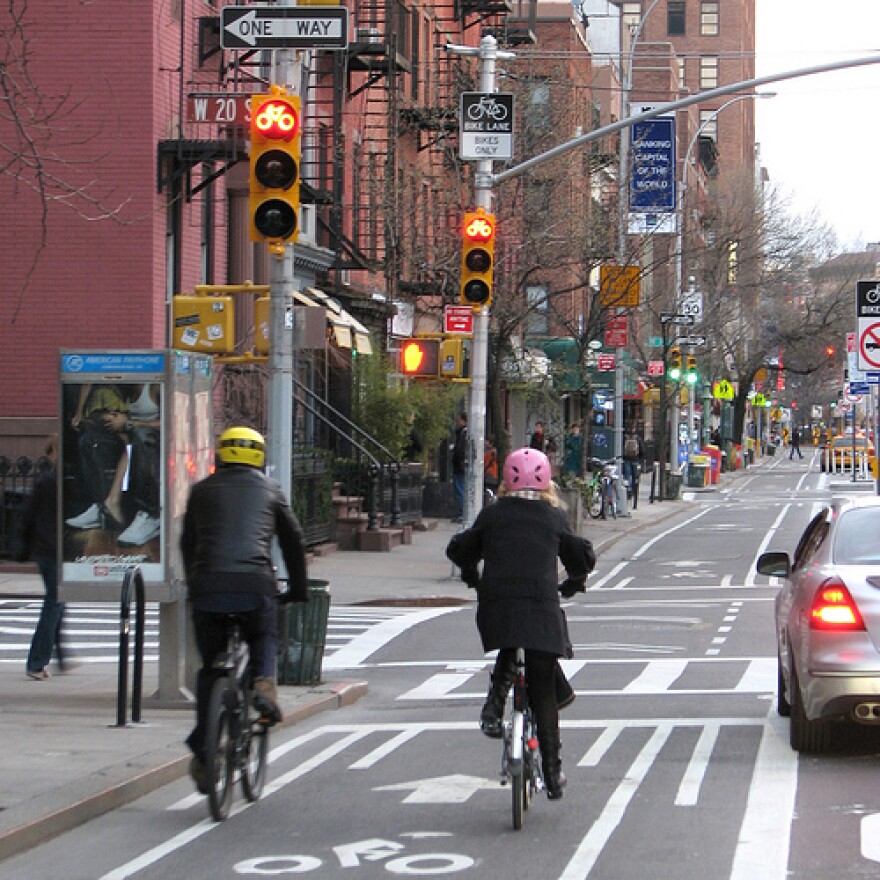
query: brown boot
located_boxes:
[253,677,283,725]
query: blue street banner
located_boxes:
[629,117,676,213]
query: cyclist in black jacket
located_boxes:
[181,426,308,792]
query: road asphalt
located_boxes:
[0,469,742,862]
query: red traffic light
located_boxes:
[825,345,836,357]
[252,98,300,141]
[399,339,440,377]
[464,213,494,243]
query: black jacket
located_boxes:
[181,464,308,601]
[446,496,596,656]
[21,466,57,561]
[452,424,467,475]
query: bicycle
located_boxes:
[500,647,543,830]
[584,458,607,519]
[204,614,272,821]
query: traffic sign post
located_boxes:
[460,93,514,161]
[221,5,349,49]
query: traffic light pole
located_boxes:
[266,10,298,555]
[449,35,514,527]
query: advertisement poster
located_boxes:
[60,352,166,587]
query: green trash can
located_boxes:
[278,579,330,686]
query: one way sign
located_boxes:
[221,5,349,49]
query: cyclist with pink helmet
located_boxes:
[446,446,595,800]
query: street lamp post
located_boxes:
[675,92,776,473]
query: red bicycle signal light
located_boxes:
[252,98,300,141]
[461,209,496,308]
[249,93,301,245]
[399,339,440,377]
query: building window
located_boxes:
[622,2,641,31]
[667,1,685,36]
[699,56,718,90]
[699,109,718,141]
[677,56,686,90]
[525,285,549,337]
[528,80,552,131]
[701,1,719,35]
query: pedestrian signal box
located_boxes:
[172,295,235,353]
[440,337,468,378]
[399,338,440,377]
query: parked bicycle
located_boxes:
[500,647,543,830]
[203,612,273,821]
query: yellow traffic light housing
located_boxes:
[668,347,682,380]
[685,354,698,385]
[460,209,495,308]
[249,91,301,246]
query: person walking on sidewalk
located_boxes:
[789,428,803,460]
[451,413,467,522]
[22,434,73,680]
[445,447,595,800]
[180,426,309,792]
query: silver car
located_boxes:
[757,496,880,752]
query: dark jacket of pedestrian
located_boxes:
[21,464,57,562]
[445,495,595,657]
[452,419,467,475]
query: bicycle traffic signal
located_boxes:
[399,338,440,377]
[249,91,301,248]
[460,209,496,308]
[685,354,698,385]
[668,347,682,380]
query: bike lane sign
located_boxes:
[460,92,514,160]
[856,280,880,371]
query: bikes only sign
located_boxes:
[460,92,514,161]
[856,280,880,372]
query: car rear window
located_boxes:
[833,508,880,564]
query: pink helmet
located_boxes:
[503,447,551,492]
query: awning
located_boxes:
[306,288,373,354]
[538,337,642,396]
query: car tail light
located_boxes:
[810,577,866,630]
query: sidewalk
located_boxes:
[0,470,736,862]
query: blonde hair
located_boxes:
[498,480,564,509]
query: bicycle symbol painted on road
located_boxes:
[466,96,509,123]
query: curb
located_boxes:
[0,680,368,863]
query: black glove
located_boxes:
[461,565,481,590]
[560,577,586,598]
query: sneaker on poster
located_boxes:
[65,503,102,529]
[117,511,160,546]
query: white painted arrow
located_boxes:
[374,774,499,803]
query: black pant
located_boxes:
[186,598,277,762]
[495,647,559,757]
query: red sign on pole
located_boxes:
[597,353,616,371]
[444,306,474,335]
[647,360,663,376]
[604,315,628,348]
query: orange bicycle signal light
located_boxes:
[460,209,496,308]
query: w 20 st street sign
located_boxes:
[221,6,349,49]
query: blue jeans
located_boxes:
[453,472,465,519]
[27,555,66,673]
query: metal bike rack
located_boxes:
[114,565,146,727]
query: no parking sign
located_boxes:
[856,280,880,371]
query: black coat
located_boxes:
[181,464,308,601]
[21,466,57,561]
[446,496,596,656]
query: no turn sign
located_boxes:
[858,320,880,371]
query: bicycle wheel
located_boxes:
[241,710,269,802]
[587,484,603,519]
[512,767,524,830]
[205,676,236,821]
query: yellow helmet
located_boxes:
[216,426,265,468]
